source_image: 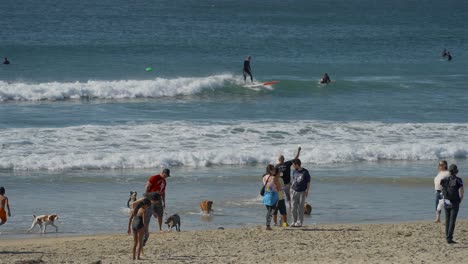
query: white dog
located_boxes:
[28,214,59,233]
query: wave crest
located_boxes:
[0,74,233,101]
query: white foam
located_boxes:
[0,74,234,101]
[1,121,467,170]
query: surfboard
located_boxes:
[246,81,279,89]
[262,81,279,86]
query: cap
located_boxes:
[162,168,170,177]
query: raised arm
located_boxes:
[294,147,302,160]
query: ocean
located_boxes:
[1,0,467,238]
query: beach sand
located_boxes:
[1,220,466,264]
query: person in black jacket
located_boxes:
[441,164,464,244]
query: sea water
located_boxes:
[0,0,467,238]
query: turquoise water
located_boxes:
[0,0,467,237]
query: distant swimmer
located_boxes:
[3,57,10,65]
[243,55,253,83]
[442,49,448,58]
[447,52,452,61]
[320,73,331,84]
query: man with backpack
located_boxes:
[440,164,464,244]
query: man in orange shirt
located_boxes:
[145,168,170,233]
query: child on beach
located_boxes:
[0,187,12,226]
[128,198,151,260]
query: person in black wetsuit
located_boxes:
[128,198,151,260]
[447,52,452,61]
[243,55,253,83]
[3,58,10,65]
[442,49,448,58]
[320,73,331,84]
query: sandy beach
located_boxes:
[1,220,466,264]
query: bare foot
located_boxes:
[434,219,441,223]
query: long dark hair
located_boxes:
[265,164,275,175]
[133,198,150,215]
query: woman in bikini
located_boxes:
[128,198,151,260]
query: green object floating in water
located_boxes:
[145,67,153,72]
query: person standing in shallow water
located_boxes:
[441,164,464,244]
[143,168,170,243]
[262,165,281,230]
[434,160,450,223]
[3,58,10,64]
[0,187,12,226]
[290,159,310,227]
[275,147,301,209]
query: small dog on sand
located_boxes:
[28,214,59,233]
[165,214,181,232]
[199,200,213,215]
[304,202,312,215]
[127,191,137,208]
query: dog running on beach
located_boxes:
[28,214,59,233]
[165,214,181,232]
[199,200,213,215]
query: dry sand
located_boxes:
[1,220,467,264]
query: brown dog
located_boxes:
[304,202,312,215]
[199,200,213,214]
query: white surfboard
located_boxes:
[245,81,279,90]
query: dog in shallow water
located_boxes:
[127,191,137,208]
[199,200,213,215]
[304,202,312,215]
[165,214,181,232]
[28,214,59,233]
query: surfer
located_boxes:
[3,57,10,65]
[243,56,253,83]
[320,73,331,84]
[447,52,452,61]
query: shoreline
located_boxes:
[1,220,467,263]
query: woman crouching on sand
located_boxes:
[262,164,281,230]
[128,198,151,260]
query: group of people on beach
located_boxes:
[433,161,464,244]
[261,147,311,230]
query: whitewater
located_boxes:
[1,121,467,171]
[0,74,234,101]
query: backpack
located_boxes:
[441,176,461,206]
